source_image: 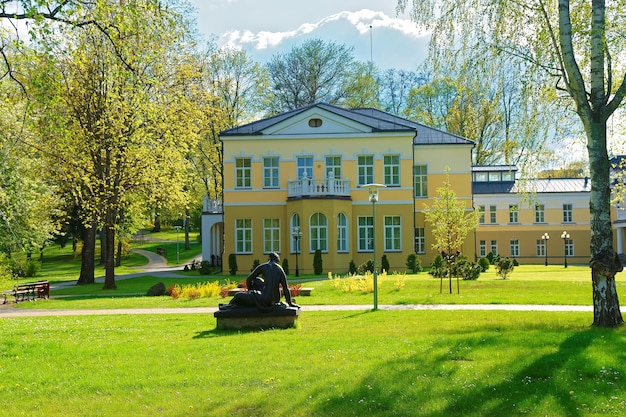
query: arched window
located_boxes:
[291,213,301,254]
[310,213,328,253]
[337,212,348,252]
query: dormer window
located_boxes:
[308,118,323,128]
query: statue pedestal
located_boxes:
[214,305,300,330]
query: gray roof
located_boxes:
[474,177,591,194]
[473,165,518,173]
[221,103,474,146]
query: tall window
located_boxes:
[384,216,401,251]
[479,240,486,257]
[325,156,342,179]
[235,158,251,188]
[509,205,519,223]
[535,204,545,223]
[297,156,313,179]
[383,155,400,186]
[290,214,300,254]
[414,227,425,253]
[565,239,574,256]
[490,205,497,224]
[337,213,348,253]
[536,239,546,257]
[478,206,486,224]
[263,157,279,188]
[358,216,373,251]
[510,239,520,257]
[563,203,573,223]
[263,219,280,253]
[414,165,427,197]
[490,240,498,255]
[310,213,327,252]
[357,155,374,185]
[235,219,252,253]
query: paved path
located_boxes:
[0,248,600,318]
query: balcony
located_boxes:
[203,197,223,213]
[288,176,350,198]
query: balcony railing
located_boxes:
[288,177,350,198]
[203,197,223,213]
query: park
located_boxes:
[1,231,625,417]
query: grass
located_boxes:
[2,253,626,415]
[1,310,625,416]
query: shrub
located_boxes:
[496,257,515,279]
[251,259,260,271]
[460,261,482,280]
[406,254,423,273]
[313,249,323,275]
[228,253,237,276]
[478,257,490,272]
[394,272,408,289]
[289,283,302,296]
[282,258,289,275]
[348,260,357,275]
[357,259,374,275]
[429,254,447,278]
[198,261,212,275]
[381,254,390,273]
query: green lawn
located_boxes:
[1,310,624,416]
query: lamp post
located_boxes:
[561,231,570,268]
[542,233,550,266]
[174,225,182,264]
[292,227,302,277]
[362,183,386,310]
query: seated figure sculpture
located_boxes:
[222,252,299,312]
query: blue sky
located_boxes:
[188,0,429,70]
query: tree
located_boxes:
[30,0,199,288]
[266,39,355,112]
[423,169,478,293]
[398,0,626,327]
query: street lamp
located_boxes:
[542,233,550,266]
[361,183,386,310]
[292,227,302,277]
[174,225,182,264]
[561,231,570,268]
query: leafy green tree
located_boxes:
[399,0,626,326]
[423,169,478,293]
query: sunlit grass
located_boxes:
[1,311,624,416]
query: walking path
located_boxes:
[0,248,600,318]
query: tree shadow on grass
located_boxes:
[312,327,618,417]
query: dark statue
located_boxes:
[220,252,299,312]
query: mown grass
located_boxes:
[1,311,625,416]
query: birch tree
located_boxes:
[398,0,626,326]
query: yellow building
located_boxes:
[201,104,626,272]
[472,165,592,265]
[203,103,475,274]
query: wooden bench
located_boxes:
[3,280,50,304]
[214,305,300,330]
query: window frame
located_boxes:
[235,218,252,254]
[235,157,251,189]
[384,215,402,251]
[263,156,279,189]
[383,154,400,186]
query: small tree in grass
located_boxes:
[406,254,422,273]
[228,253,237,276]
[313,249,323,275]
[381,254,390,273]
[496,257,515,280]
[423,168,478,294]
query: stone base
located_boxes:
[214,305,300,330]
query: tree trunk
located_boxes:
[77,224,96,285]
[103,223,116,289]
[587,119,623,326]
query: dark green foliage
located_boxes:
[348,260,357,274]
[486,252,500,265]
[313,249,323,275]
[251,259,260,271]
[496,257,515,279]
[429,254,447,278]
[357,259,374,275]
[406,254,423,273]
[478,257,490,272]
[513,258,519,266]
[198,261,212,275]
[381,254,390,273]
[282,258,289,275]
[228,253,237,276]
